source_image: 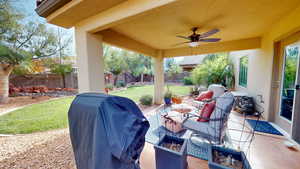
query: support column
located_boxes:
[154,51,164,104]
[75,28,105,93]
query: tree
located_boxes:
[0,0,23,41]
[50,63,73,88]
[0,0,72,102]
[127,53,152,83]
[165,58,175,71]
[0,44,25,102]
[11,55,35,75]
[283,46,299,89]
[104,47,127,86]
[103,44,154,85]
[191,53,235,88]
[166,63,182,78]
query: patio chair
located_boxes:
[193,84,227,109]
[183,92,235,145]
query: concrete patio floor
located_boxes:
[141,110,300,169]
[0,103,300,169]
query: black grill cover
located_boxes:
[68,93,149,169]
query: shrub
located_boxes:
[183,76,193,85]
[164,91,172,99]
[139,95,153,106]
[105,84,113,90]
[116,80,126,88]
[189,86,199,96]
[164,86,172,99]
[191,53,235,88]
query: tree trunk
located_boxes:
[124,73,127,86]
[62,74,66,88]
[114,75,118,86]
[141,73,144,84]
[0,65,13,104]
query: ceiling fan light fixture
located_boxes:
[189,42,199,47]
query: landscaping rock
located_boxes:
[0,129,76,169]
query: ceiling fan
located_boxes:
[175,27,221,47]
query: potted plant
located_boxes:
[172,94,182,104]
[154,134,187,169]
[164,90,172,105]
[208,146,251,169]
[189,86,199,97]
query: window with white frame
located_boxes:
[239,56,248,87]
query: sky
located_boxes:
[13,0,44,23]
[11,0,75,56]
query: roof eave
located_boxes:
[35,0,71,18]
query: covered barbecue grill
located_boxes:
[68,93,150,169]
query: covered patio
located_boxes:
[35,0,300,168]
[139,106,300,169]
[36,0,276,103]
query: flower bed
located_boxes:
[9,84,77,97]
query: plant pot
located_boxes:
[154,135,187,169]
[172,97,183,104]
[208,146,251,169]
[164,97,172,105]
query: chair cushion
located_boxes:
[195,90,214,101]
[197,101,216,122]
[208,84,226,98]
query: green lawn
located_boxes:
[110,85,190,102]
[0,97,74,134]
[0,85,190,134]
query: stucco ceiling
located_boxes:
[111,0,300,49]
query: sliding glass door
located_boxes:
[280,43,300,121]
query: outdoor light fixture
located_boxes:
[189,42,199,47]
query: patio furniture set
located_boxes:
[154,84,253,169]
[67,85,255,169]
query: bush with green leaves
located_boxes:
[50,63,73,88]
[189,86,199,96]
[105,84,113,90]
[183,76,193,85]
[139,94,153,106]
[116,80,126,88]
[164,91,172,99]
[191,53,235,88]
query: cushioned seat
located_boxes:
[193,84,227,108]
[183,92,234,144]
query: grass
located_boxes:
[110,85,190,102]
[0,85,191,134]
[0,97,74,134]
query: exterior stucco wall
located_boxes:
[230,49,267,113]
[230,4,300,134]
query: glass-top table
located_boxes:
[153,103,256,153]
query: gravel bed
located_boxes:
[0,129,75,169]
[0,105,158,169]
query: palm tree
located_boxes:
[0,44,25,103]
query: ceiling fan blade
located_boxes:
[199,38,221,42]
[172,41,190,46]
[176,35,190,40]
[199,29,220,38]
